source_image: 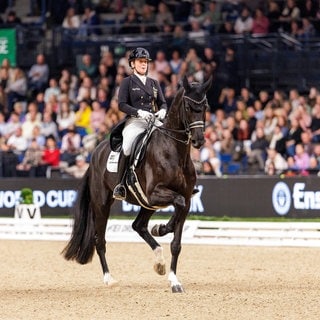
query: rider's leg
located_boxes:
[113,154,130,200]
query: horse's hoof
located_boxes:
[103,273,118,286]
[154,262,166,275]
[171,285,184,293]
[151,224,160,236]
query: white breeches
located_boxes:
[122,117,162,156]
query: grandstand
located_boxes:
[0,0,320,177]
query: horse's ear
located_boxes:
[182,75,191,93]
[203,76,212,93]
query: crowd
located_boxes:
[0,0,320,178]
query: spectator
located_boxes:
[90,100,105,133]
[140,4,158,33]
[77,54,97,79]
[5,67,27,113]
[292,143,310,172]
[188,20,209,47]
[75,99,92,135]
[279,0,300,32]
[234,5,253,34]
[202,0,222,34]
[62,154,89,178]
[252,7,270,35]
[218,87,237,115]
[29,124,46,147]
[16,138,43,177]
[78,4,101,38]
[119,6,141,34]
[218,20,235,34]
[5,10,21,26]
[169,49,183,75]
[267,0,281,32]
[76,75,96,103]
[6,111,21,139]
[154,50,171,77]
[56,101,75,138]
[4,126,28,160]
[40,111,59,140]
[247,126,269,172]
[60,125,81,166]
[264,148,288,175]
[62,7,80,29]
[44,78,61,104]
[42,135,60,167]
[155,1,174,27]
[188,1,205,25]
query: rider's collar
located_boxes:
[134,71,147,85]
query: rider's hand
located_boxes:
[137,109,153,121]
[155,109,166,120]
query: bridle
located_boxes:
[153,90,208,145]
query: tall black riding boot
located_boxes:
[113,155,130,200]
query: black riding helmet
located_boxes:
[128,47,152,68]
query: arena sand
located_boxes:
[1,240,320,319]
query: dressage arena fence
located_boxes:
[1,218,320,247]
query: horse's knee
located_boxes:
[173,195,186,208]
[95,234,106,252]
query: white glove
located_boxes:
[155,109,166,120]
[137,109,153,121]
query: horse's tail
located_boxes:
[62,169,95,264]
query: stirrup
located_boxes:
[113,184,126,200]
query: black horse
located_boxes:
[63,76,212,293]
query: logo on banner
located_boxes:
[272,181,320,215]
[272,182,291,215]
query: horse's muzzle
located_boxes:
[192,138,205,149]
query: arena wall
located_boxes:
[0,176,319,218]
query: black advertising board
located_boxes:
[0,177,319,218]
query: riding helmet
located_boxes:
[128,47,152,68]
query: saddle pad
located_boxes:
[106,151,120,172]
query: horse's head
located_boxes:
[182,76,212,149]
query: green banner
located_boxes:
[0,29,16,67]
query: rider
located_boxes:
[113,47,168,200]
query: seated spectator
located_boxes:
[155,1,174,27]
[264,148,288,176]
[76,75,97,102]
[188,1,205,26]
[287,143,310,174]
[78,4,101,38]
[252,7,270,35]
[27,54,49,98]
[22,102,42,141]
[5,10,21,26]
[75,99,92,135]
[118,6,141,34]
[42,135,60,167]
[90,100,106,133]
[6,111,22,139]
[62,154,89,178]
[29,125,46,148]
[234,5,253,34]
[188,20,209,47]
[16,138,44,177]
[44,78,61,104]
[2,126,28,166]
[247,126,269,172]
[62,7,80,29]
[40,111,59,141]
[279,0,301,32]
[140,4,158,33]
[5,67,27,113]
[202,0,221,34]
[154,50,171,77]
[218,20,235,35]
[56,101,76,138]
[77,54,97,79]
[60,126,81,166]
[219,87,237,115]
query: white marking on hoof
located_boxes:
[103,272,118,286]
[153,246,166,275]
[168,271,184,293]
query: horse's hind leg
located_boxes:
[94,194,118,286]
[132,207,166,276]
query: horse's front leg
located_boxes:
[132,207,166,276]
[168,206,189,293]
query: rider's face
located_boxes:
[133,58,148,75]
